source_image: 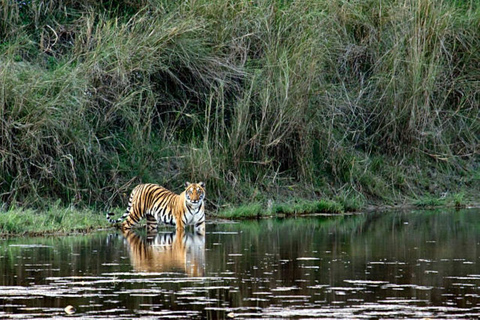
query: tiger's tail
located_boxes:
[106,201,133,225]
[106,187,137,225]
[106,211,129,224]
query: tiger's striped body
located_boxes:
[106,182,205,234]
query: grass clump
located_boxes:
[413,191,469,209]
[217,199,344,220]
[0,204,110,236]
[413,196,447,208]
[452,192,466,208]
[271,200,344,216]
[217,203,264,220]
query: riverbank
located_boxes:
[1,192,477,236]
[214,191,477,219]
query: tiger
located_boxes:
[121,228,205,276]
[106,182,206,234]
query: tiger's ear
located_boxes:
[185,181,191,188]
[199,181,205,188]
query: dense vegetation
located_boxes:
[0,0,478,213]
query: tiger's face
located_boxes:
[184,182,205,206]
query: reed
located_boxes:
[0,0,478,212]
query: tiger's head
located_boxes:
[184,182,205,206]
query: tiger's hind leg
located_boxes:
[146,213,158,234]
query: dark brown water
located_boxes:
[0,209,479,319]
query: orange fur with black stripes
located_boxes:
[107,182,205,234]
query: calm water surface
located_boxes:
[0,209,479,319]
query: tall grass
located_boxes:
[0,0,478,210]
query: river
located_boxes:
[0,208,479,318]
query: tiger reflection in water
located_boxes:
[121,229,205,276]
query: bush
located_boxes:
[0,0,478,210]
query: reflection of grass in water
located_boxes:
[0,231,117,285]
[216,209,480,272]
[216,214,367,236]
[217,208,480,241]
[0,203,109,236]
[347,208,480,240]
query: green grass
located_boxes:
[451,192,466,208]
[412,191,471,209]
[413,196,447,208]
[0,0,478,212]
[0,205,110,236]
[271,200,344,215]
[217,199,344,219]
[217,203,265,220]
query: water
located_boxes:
[0,209,479,319]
